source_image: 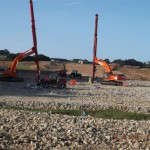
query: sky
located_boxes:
[0,0,150,62]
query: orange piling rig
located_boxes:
[91,14,126,86]
[29,0,40,85]
[92,14,98,83]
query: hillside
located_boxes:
[0,61,150,81]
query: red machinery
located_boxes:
[94,57,126,85]
[0,0,40,83]
[30,0,40,84]
[92,14,98,83]
[30,0,66,88]
[92,14,126,85]
[0,0,66,88]
[0,48,35,82]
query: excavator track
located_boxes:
[0,76,24,82]
[101,80,123,86]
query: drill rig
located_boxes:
[92,14,126,86]
[0,0,40,83]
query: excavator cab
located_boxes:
[116,74,126,81]
[103,72,113,78]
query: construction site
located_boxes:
[0,0,150,149]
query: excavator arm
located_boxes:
[94,57,113,74]
[9,47,35,74]
[0,0,40,82]
[94,56,126,85]
[0,47,35,80]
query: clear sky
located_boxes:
[0,0,150,62]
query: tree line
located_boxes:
[104,58,150,67]
[0,49,50,61]
[0,49,150,67]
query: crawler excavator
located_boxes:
[0,0,40,83]
[92,14,126,85]
[94,57,126,85]
[0,48,36,82]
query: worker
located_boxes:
[88,76,92,84]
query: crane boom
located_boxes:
[29,0,40,84]
[91,14,126,86]
[92,14,98,83]
[0,0,40,82]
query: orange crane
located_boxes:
[0,0,40,83]
[92,14,126,85]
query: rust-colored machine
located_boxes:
[30,0,40,84]
[92,14,126,85]
[94,57,126,85]
[92,14,98,83]
[0,48,36,82]
[0,0,40,83]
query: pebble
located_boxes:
[0,109,150,149]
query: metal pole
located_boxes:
[29,0,40,84]
[92,14,98,83]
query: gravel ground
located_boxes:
[0,72,150,149]
[0,109,150,150]
[0,78,150,114]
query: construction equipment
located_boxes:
[92,14,126,85]
[0,48,35,82]
[40,73,66,89]
[30,0,66,88]
[92,14,98,83]
[0,0,40,83]
[70,70,82,78]
[94,57,126,85]
[30,0,40,84]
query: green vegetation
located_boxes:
[113,59,150,67]
[0,106,150,120]
[17,63,33,70]
[86,109,150,120]
[0,55,7,59]
[0,49,150,67]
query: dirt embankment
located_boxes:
[0,61,150,150]
[0,60,150,80]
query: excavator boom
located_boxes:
[0,0,40,82]
[0,48,35,82]
[94,57,112,73]
[94,56,126,85]
[92,14,126,86]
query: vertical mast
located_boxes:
[29,0,40,84]
[92,14,98,83]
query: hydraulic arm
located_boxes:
[94,57,126,85]
[92,14,126,86]
[0,0,40,83]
